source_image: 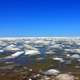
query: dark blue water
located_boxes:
[35,46,46,57]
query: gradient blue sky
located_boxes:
[0,0,80,36]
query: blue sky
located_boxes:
[0,0,80,36]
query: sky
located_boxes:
[0,0,80,36]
